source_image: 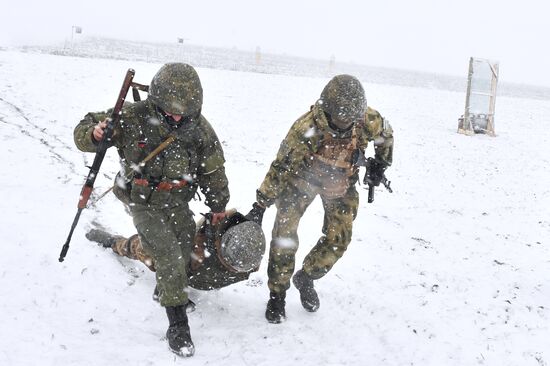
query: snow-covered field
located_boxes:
[0,50,549,366]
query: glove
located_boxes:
[245,202,266,226]
[210,211,226,225]
[364,158,387,187]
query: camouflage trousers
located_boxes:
[268,177,359,293]
[112,213,252,292]
[112,234,156,271]
[130,203,195,307]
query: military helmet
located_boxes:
[148,63,203,117]
[319,74,366,130]
[219,215,266,273]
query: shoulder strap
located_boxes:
[91,133,178,205]
[130,82,149,102]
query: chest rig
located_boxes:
[307,126,358,199]
[117,108,202,206]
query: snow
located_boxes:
[1,49,549,366]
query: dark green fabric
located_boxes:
[74,100,229,211]
[188,255,251,290]
[131,203,195,306]
[74,98,230,307]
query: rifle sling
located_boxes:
[91,133,177,205]
[138,134,176,167]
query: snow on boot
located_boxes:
[165,304,195,357]
[265,291,286,324]
[292,269,320,312]
[85,229,123,248]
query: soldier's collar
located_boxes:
[312,103,354,138]
[155,106,200,134]
[312,103,329,129]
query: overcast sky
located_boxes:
[2,0,549,87]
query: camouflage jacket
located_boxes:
[74,99,229,211]
[257,104,393,206]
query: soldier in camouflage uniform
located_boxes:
[245,75,394,323]
[85,209,266,291]
[74,63,229,357]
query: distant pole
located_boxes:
[70,26,75,53]
[329,54,336,73]
[71,25,82,41]
[255,46,262,65]
[177,37,188,62]
[70,26,82,52]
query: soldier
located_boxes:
[74,63,229,357]
[86,209,266,292]
[245,75,394,323]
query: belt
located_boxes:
[133,178,189,191]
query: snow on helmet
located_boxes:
[219,219,266,273]
[319,74,366,130]
[148,63,203,117]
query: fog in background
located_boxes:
[1,0,548,87]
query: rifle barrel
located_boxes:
[58,69,135,262]
[59,208,84,262]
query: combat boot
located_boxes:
[292,269,320,312]
[85,229,124,248]
[265,291,286,324]
[165,303,195,357]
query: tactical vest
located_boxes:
[116,104,202,207]
[305,126,358,199]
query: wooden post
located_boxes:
[486,62,499,136]
[329,54,336,73]
[255,46,262,65]
[458,57,475,135]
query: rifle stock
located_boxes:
[59,69,135,262]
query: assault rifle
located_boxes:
[356,154,392,203]
[58,69,136,262]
